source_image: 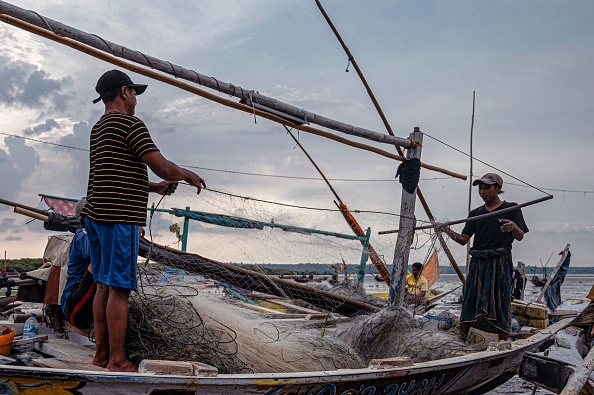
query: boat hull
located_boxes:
[0,319,569,395]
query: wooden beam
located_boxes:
[536,244,570,304]
[560,345,594,395]
[389,128,423,306]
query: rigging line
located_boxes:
[179,182,433,223]
[182,164,452,182]
[0,131,88,151]
[423,132,551,196]
[3,130,589,194]
[283,125,342,203]
[506,182,594,194]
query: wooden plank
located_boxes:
[36,337,95,362]
[43,265,62,305]
[12,334,48,347]
[560,345,594,395]
[31,358,108,372]
[0,296,15,308]
[261,299,328,315]
[537,244,570,303]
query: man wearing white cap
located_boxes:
[442,173,529,341]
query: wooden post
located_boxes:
[560,345,594,395]
[389,128,423,306]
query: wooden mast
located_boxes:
[315,0,467,284]
[389,128,423,305]
[466,91,476,274]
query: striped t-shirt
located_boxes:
[83,112,159,225]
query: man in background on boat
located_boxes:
[61,197,94,331]
[83,69,206,372]
[441,173,528,341]
[405,262,429,305]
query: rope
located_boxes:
[424,132,551,196]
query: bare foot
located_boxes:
[107,359,138,372]
[92,357,109,368]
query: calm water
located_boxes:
[364,274,594,302]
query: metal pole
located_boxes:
[358,228,371,284]
[181,206,190,252]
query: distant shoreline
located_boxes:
[6,258,594,276]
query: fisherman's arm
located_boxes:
[142,151,206,194]
[501,219,524,241]
[440,225,470,246]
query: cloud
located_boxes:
[0,135,40,201]
[0,56,72,114]
[0,218,17,228]
[22,119,60,136]
[4,236,22,242]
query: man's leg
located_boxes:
[459,323,470,341]
[498,330,509,341]
[106,286,137,372]
[92,282,109,368]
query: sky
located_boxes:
[0,0,592,270]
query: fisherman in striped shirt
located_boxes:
[83,70,206,372]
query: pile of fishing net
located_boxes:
[125,283,365,373]
[334,307,479,363]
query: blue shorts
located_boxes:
[86,218,138,290]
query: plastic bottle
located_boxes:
[22,313,39,352]
[157,267,185,285]
[510,316,519,333]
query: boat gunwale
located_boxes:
[0,318,571,385]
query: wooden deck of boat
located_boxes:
[33,336,108,371]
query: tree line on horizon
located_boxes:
[3,259,594,276]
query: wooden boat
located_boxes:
[531,276,546,287]
[0,318,571,395]
[0,3,572,394]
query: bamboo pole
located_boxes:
[0,13,467,181]
[284,126,392,284]
[14,207,49,222]
[380,195,554,234]
[0,1,411,148]
[467,91,476,273]
[315,0,467,283]
[0,197,46,215]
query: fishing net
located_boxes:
[335,307,479,363]
[126,284,366,373]
[121,183,473,372]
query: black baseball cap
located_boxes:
[92,70,147,104]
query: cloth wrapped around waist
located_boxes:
[460,247,513,333]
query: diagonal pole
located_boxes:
[284,126,392,285]
[315,0,466,283]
